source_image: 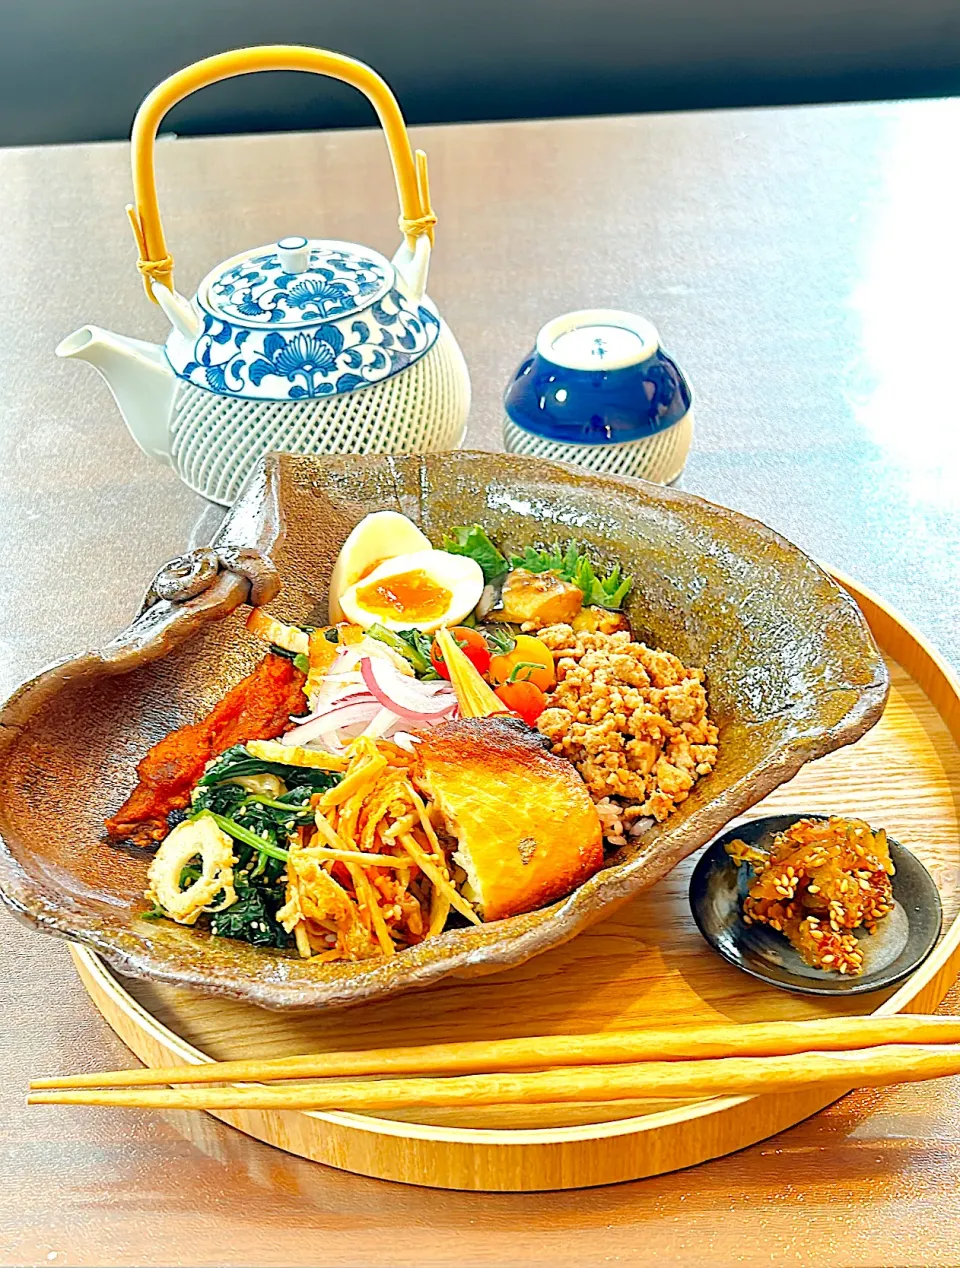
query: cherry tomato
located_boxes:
[488,633,556,692]
[430,626,491,680]
[495,679,547,726]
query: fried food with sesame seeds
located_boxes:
[727,816,896,975]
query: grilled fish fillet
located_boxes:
[413,716,603,922]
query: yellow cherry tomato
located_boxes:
[487,633,555,691]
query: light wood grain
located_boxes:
[62,579,960,1188]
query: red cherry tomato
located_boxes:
[494,680,547,726]
[430,626,491,680]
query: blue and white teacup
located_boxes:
[502,310,693,484]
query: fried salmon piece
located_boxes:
[105,654,306,848]
[412,716,603,922]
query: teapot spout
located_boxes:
[56,325,177,466]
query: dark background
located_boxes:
[3,0,960,146]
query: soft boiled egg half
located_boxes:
[338,549,485,633]
[327,511,433,623]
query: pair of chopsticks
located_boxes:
[27,1015,960,1113]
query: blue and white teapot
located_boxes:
[57,46,470,505]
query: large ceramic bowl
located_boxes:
[0,453,888,1009]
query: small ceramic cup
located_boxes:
[502,309,693,484]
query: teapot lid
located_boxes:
[198,238,394,328]
[164,235,441,403]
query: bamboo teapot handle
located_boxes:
[125,45,435,302]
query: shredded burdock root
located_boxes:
[535,625,719,840]
[276,737,479,961]
[726,816,896,975]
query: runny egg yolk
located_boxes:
[354,569,453,622]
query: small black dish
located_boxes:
[689,813,943,996]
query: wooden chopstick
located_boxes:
[26,1043,960,1112]
[29,1014,960,1091]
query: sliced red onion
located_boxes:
[283,700,381,746]
[290,690,378,726]
[390,731,422,752]
[360,657,457,723]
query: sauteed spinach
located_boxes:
[163,744,342,949]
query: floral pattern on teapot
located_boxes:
[169,291,441,400]
[203,248,392,327]
[162,239,443,402]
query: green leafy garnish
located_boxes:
[191,780,246,819]
[141,899,168,921]
[197,745,341,793]
[367,624,440,678]
[210,870,290,948]
[153,752,330,950]
[508,543,633,610]
[196,809,291,863]
[293,652,310,674]
[247,795,314,814]
[189,749,335,948]
[442,524,508,583]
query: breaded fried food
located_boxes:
[413,716,603,922]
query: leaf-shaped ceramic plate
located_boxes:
[0,453,888,1009]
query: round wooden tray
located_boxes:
[71,572,960,1191]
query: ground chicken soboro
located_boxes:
[536,625,719,838]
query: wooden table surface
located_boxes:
[3,98,960,1266]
